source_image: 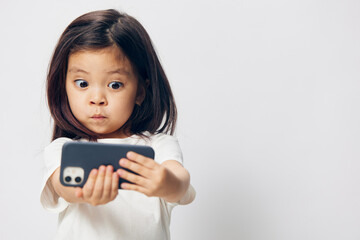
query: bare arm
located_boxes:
[160,160,190,203]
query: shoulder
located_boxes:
[147,132,179,145]
[44,137,74,156]
[146,133,183,164]
[43,137,75,171]
[45,137,74,149]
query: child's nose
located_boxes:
[90,89,107,105]
[91,99,106,105]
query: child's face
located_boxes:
[65,46,143,138]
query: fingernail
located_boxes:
[120,159,126,166]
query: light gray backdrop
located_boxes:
[1,0,359,239]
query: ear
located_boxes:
[135,80,149,105]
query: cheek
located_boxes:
[113,97,135,111]
[66,88,83,115]
[111,95,136,116]
[68,98,79,111]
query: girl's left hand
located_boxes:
[117,151,181,200]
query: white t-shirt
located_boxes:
[40,133,195,240]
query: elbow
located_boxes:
[178,184,196,205]
[178,169,196,205]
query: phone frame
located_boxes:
[60,141,155,188]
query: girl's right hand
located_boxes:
[75,165,119,206]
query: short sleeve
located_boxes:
[40,137,73,213]
[151,134,183,165]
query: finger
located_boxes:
[92,165,106,200]
[102,165,114,200]
[119,158,151,178]
[83,169,98,199]
[100,165,113,198]
[110,172,119,200]
[121,182,150,196]
[117,169,148,187]
[126,151,157,169]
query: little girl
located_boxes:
[40,9,195,240]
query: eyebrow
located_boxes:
[68,67,130,75]
[68,67,89,74]
[107,69,131,76]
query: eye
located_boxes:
[108,81,123,90]
[74,79,89,88]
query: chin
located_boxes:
[96,129,125,138]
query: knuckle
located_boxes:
[99,197,107,204]
[132,174,140,182]
[119,169,126,177]
[110,192,116,200]
[84,182,94,190]
[132,164,140,173]
[103,184,111,193]
[137,157,145,165]
[106,170,113,178]
[144,190,152,197]
[95,184,104,193]
[92,190,102,198]
[147,185,156,195]
[126,172,134,181]
[111,193,117,201]
[104,177,112,186]
[124,160,130,168]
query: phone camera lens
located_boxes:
[75,177,82,183]
[65,176,72,182]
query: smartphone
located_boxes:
[60,141,155,188]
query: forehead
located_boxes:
[67,46,133,74]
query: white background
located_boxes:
[0,0,359,239]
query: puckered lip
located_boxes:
[91,114,106,119]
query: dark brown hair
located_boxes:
[47,9,177,141]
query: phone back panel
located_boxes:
[60,141,155,188]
